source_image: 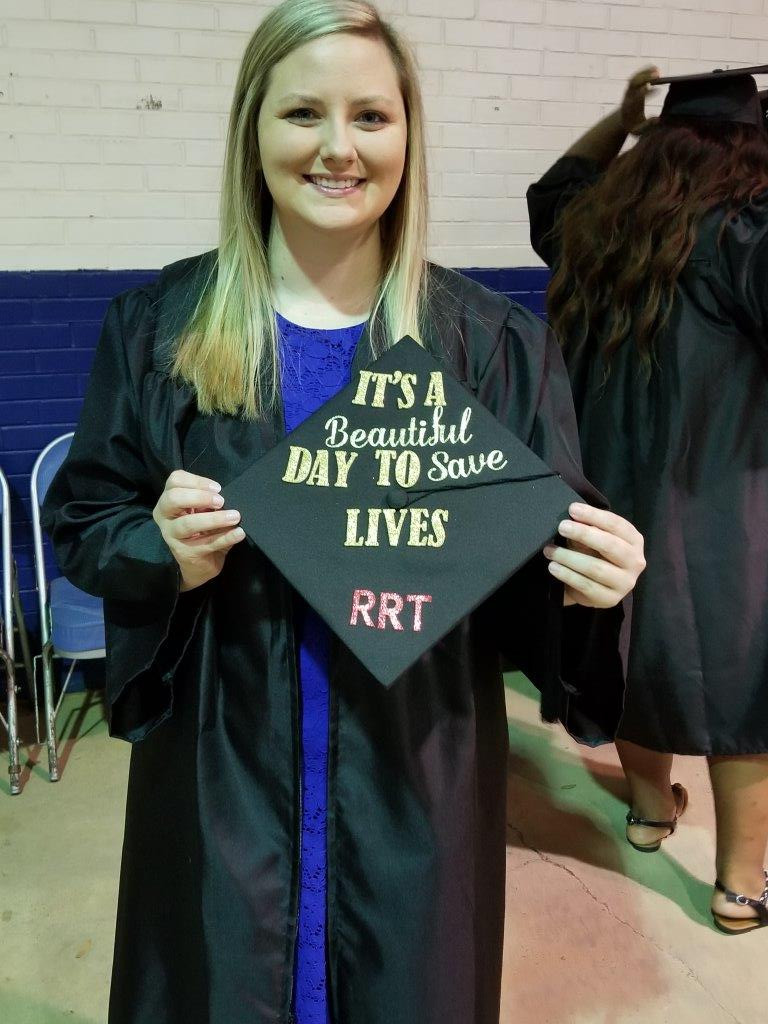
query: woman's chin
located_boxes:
[293,208,379,235]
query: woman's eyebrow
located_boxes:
[278,93,323,106]
[351,95,397,106]
[277,92,397,107]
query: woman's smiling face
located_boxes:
[257,32,408,237]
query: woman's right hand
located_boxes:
[152,470,245,592]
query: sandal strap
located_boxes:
[714,872,768,922]
[626,783,687,832]
[626,810,678,831]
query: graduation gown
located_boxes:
[42,252,624,1024]
[528,155,768,756]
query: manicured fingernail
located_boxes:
[225,509,240,522]
[232,527,245,539]
[543,545,556,559]
[548,562,564,576]
[559,520,575,536]
[209,482,222,492]
[211,494,224,507]
[569,503,588,515]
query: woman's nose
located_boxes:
[319,117,356,165]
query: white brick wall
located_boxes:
[0,0,766,270]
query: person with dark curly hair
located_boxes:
[528,65,768,935]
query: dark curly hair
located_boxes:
[547,120,768,372]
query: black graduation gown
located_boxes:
[42,252,624,1024]
[528,155,768,756]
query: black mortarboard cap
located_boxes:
[656,64,768,127]
[760,89,768,128]
[222,336,581,687]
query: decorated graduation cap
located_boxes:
[222,336,580,687]
[656,64,768,127]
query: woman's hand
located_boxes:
[152,470,246,593]
[543,503,645,609]
[621,66,660,136]
[563,65,659,166]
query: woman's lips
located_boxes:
[304,175,366,197]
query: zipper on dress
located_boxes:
[324,641,339,1024]
[283,577,303,1021]
[272,394,304,1023]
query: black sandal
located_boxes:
[712,872,768,935]
[625,782,689,853]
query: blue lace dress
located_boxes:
[277,312,366,1024]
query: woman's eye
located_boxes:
[357,110,387,127]
[286,108,318,121]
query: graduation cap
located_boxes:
[760,89,768,128]
[222,336,581,687]
[224,337,581,688]
[656,64,768,127]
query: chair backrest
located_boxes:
[0,467,13,662]
[30,433,74,648]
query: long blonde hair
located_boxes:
[172,0,429,418]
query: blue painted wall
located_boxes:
[0,265,550,645]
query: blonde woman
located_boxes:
[43,3,644,1022]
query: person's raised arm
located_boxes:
[527,67,661,265]
[565,66,660,167]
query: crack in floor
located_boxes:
[507,823,743,1024]
[506,854,539,874]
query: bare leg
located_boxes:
[617,738,684,848]
[709,755,768,923]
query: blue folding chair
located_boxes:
[31,433,105,782]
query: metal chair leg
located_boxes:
[41,641,59,782]
[0,648,20,795]
[11,563,33,691]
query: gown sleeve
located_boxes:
[476,304,625,746]
[41,288,206,742]
[526,155,601,268]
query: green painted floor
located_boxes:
[501,675,765,1024]
[1,679,765,1023]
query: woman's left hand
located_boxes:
[542,503,645,609]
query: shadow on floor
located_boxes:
[504,672,712,928]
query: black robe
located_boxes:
[42,253,623,1024]
[528,155,768,756]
